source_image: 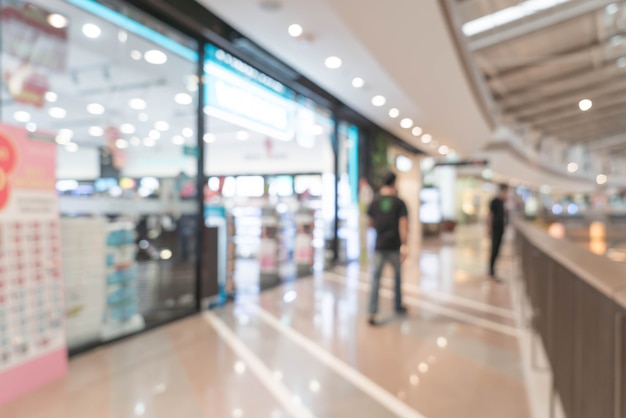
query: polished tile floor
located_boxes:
[1,227,531,418]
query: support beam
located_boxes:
[468,0,617,51]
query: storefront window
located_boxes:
[202,45,334,291]
[0,0,199,351]
[337,122,360,262]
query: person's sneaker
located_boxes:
[368,315,377,326]
[396,306,408,315]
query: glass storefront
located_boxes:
[0,0,199,351]
[0,0,411,360]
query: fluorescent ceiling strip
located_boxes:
[463,0,571,36]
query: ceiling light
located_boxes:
[438,145,450,155]
[173,135,185,145]
[49,107,67,118]
[26,123,37,133]
[371,95,386,107]
[144,50,168,65]
[183,128,194,138]
[462,0,571,36]
[412,126,423,136]
[138,113,149,122]
[352,77,365,88]
[82,23,102,39]
[143,138,156,147]
[579,99,592,111]
[89,126,104,136]
[47,13,68,29]
[13,111,31,123]
[203,133,216,143]
[129,98,147,110]
[45,91,58,103]
[87,103,105,115]
[311,125,324,136]
[130,137,141,146]
[288,24,303,37]
[421,134,433,144]
[65,143,79,152]
[118,30,128,43]
[120,123,136,134]
[236,131,249,141]
[597,174,608,185]
[389,108,399,118]
[155,121,170,131]
[400,118,413,129]
[324,56,342,69]
[149,130,161,140]
[131,50,142,60]
[56,129,73,145]
[607,3,619,14]
[175,93,193,105]
[567,162,578,173]
[618,57,626,68]
[231,409,243,418]
[116,139,129,149]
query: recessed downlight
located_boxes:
[567,162,578,173]
[148,130,161,140]
[131,50,142,60]
[352,77,365,88]
[400,118,413,129]
[155,121,170,132]
[438,145,449,155]
[26,122,37,133]
[82,23,101,39]
[129,98,147,110]
[89,126,104,136]
[597,174,608,185]
[49,107,67,119]
[412,126,423,137]
[389,108,399,118]
[87,103,105,115]
[324,56,342,69]
[172,135,185,145]
[143,137,156,147]
[118,30,128,43]
[421,134,433,144]
[144,50,167,65]
[579,99,592,111]
[115,139,129,149]
[13,111,31,123]
[288,24,303,37]
[182,128,194,138]
[47,13,68,29]
[45,91,58,102]
[120,123,136,134]
[175,93,193,105]
[130,137,141,146]
[371,95,386,107]
[56,129,73,144]
[203,133,216,143]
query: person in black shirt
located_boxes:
[488,183,509,281]
[366,172,409,326]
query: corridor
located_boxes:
[1,227,532,418]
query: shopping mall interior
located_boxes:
[1,0,625,417]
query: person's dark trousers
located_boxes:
[369,250,402,314]
[489,226,504,276]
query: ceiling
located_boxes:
[456,0,626,154]
[196,0,493,156]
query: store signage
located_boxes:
[206,45,288,96]
[0,123,67,405]
[205,48,296,142]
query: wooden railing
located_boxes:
[514,219,626,418]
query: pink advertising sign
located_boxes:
[0,124,67,405]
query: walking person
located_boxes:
[488,183,509,282]
[366,172,408,326]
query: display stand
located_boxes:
[0,124,67,405]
